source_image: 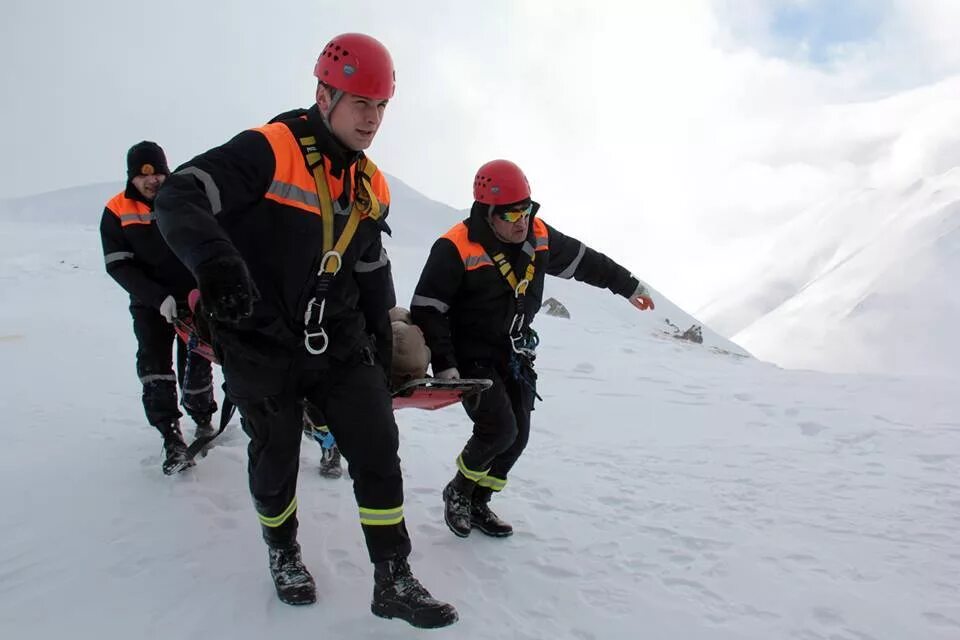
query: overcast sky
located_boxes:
[3,0,959,311]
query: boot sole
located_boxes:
[371,601,459,628]
[162,459,196,475]
[277,588,317,606]
[471,521,513,537]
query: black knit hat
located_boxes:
[126,141,169,179]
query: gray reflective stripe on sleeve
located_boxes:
[118,211,154,223]
[534,235,549,249]
[464,254,494,269]
[556,242,586,279]
[266,180,320,210]
[177,166,223,215]
[522,241,535,258]
[182,383,214,395]
[355,247,389,273]
[139,374,177,384]
[410,295,450,313]
[104,251,135,265]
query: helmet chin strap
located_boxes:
[319,88,344,129]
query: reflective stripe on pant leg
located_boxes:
[182,383,214,395]
[456,453,490,483]
[140,374,177,384]
[132,304,180,426]
[459,365,520,475]
[141,378,180,427]
[219,350,301,547]
[244,403,301,537]
[476,474,507,492]
[232,389,302,542]
[320,358,411,562]
[258,495,298,528]
[358,505,404,526]
[483,373,532,492]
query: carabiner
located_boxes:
[508,312,525,337]
[304,296,329,354]
[320,250,342,276]
[515,279,529,297]
[304,297,326,326]
[305,328,329,354]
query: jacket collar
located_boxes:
[123,181,154,207]
[304,105,363,176]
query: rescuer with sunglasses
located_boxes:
[410,159,656,538]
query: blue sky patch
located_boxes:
[769,0,886,65]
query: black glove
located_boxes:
[194,255,258,325]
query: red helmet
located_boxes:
[473,159,531,205]
[314,33,395,100]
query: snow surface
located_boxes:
[0,183,958,639]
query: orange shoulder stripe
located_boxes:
[105,192,153,226]
[252,123,323,216]
[252,123,389,217]
[368,167,391,207]
[441,222,494,271]
[532,217,549,251]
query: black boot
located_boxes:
[442,474,474,538]
[268,542,316,605]
[318,443,342,479]
[193,415,216,440]
[471,487,513,537]
[159,424,193,475]
[371,556,458,628]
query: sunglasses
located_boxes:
[497,203,533,223]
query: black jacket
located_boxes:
[99,183,196,308]
[154,106,395,370]
[411,202,638,372]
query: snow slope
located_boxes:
[697,78,960,377]
[0,183,957,640]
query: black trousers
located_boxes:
[130,302,216,430]
[222,346,411,563]
[456,361,536,493]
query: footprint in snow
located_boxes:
[799,421,828,437]
[924,611,960,629]
[526,555,582,578]
[915,453,956,464]
[406,486,437,497]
